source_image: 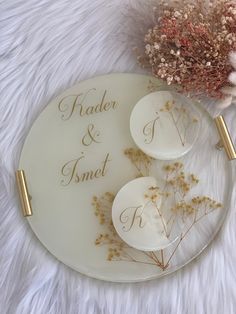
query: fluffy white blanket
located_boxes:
[1,1,236,313]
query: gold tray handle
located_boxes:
[214,115,236,161]
[15,170,33,217]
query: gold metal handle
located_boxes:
[16,170,33,217]
[214,115,236,161]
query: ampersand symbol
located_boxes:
[82,123,101,146]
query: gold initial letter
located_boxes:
[119,205,145,232]
[143,112,160,144]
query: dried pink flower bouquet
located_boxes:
[136,0,236,106]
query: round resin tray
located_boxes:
[19,73,232,282]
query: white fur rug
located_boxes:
[1,1,236,313]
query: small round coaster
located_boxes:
[130,91,200,160]
[112,176,179,251]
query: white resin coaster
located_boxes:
[112,177,176,251]
[130,91,200,160]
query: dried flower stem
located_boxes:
[93,154,222,271]
[164,207,218,268]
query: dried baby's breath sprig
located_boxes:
[162,162,200,201]
[172,197,222,216]
[92,192,115,227]
[138,0,236,98]
[93,160,223,270]
[144,186,160,202]
[124,148,154,176]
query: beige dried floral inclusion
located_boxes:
[124,148,154,177]
[92,149,222,271]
